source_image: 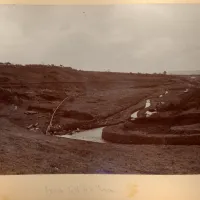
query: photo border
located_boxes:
[0,1,199,200]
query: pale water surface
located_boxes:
[145,99,151,108]
[131,110,139,120]
[57,127,105,143]
[145,110,157,117]
[59,95,163,142]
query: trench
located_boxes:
[57,90,169,143]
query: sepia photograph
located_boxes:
[0,4,200,174]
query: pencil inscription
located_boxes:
[45,185,115,195]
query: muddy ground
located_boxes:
[1,117,200,174]
[0,64,179,134]
[0,64,200,174]
[102,87,200,145]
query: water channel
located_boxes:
[57,91,170,143]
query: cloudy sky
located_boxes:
[0,5,199,73]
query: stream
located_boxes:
[57,91,169,143]
[131,99,151,120]
[131,110,139,119]
[57,127,105,143]
[145,99,151,108]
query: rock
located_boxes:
[40,92,61,101]
[27,124,33,129]
[25,111,38,115]
[50,124,62,132]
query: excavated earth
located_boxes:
[1,64,200,174]
[103,87,200,145]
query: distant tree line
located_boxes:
[0,62,169,77]
[0,62,77,71]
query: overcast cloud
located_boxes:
[0,5,199,73]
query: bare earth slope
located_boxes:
[0,64,176,134]
[1,118,200,174]
[1,64,200,174]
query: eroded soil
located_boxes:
[1,64,200,174]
